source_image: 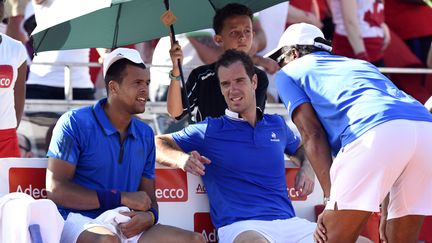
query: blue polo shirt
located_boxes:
[276,52,432,156]
[172,110,298,229]
[47,98,155,219]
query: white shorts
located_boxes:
[217,217,315,243]
[60,207,143,243]
[326,120,432,219]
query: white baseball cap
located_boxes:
[265,23,332,62]
[103,48,144,78]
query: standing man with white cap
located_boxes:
[269,23,432,243]
[46,48,204,243]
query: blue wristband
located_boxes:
[148,207,159,224]
[96,189,121,211]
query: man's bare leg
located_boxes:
[386,215,424,243]
[322,208,372,243]
[138,224,205,243]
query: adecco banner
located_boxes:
[155,169,188,202]
[0,158,48,199]
[194,212,218,243]
[9,168,47,199]
[0,158,324,243]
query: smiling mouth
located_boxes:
[230,97,242,102]
[137,97,148,103]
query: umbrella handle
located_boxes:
[164,0,195,124]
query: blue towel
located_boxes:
[28,224,43,243]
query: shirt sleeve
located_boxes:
[142,128,156,179]
[171,120,208,153]
[46,112,81,165]
[255,68,269,112]
[275,70,310,119]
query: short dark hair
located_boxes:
[284,37,332,58]
[215,49,255,80]
[104,59,146,94]
[213,3,253,35]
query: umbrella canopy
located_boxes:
[32,0,287,52]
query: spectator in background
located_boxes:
[316,0,334,40]
[384,0,432,65]
[26,1,95,100]
[150,29,222,103]
[167,3,269,122]
[0,0,27,158]
[26,48,95,100]
[287,0,323,29]
[150,30,222,133]
[3,0,28,43]
[382,0,432,103]
[328,0,390,67]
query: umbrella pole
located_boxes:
[163,0,195,124]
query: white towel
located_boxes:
[87,206,141,242]
[0,192,64,243]
[64,206,142,243]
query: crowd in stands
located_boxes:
[1,0,432,242]
[1,0,431,107]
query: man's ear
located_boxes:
[108,80,119,95]
[251,74,258,90]
[214,34,223,45]
[290,48,299,59]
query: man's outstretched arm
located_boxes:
[155,134,210,176]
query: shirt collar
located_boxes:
[92,98,137,138]
[224,107,263,121]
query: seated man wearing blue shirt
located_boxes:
[155,49,316,243]
[46,48,204,243]
[269,23,432,243]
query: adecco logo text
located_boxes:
[194,212,218,243]
[9,168,47,199]
[0,65,13,88]
[155,169,188,202]
[285,168,307,201]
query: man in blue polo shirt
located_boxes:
[46,48,204,243]
[156,50,316,243]
[269,23,432,243]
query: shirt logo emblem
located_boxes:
[270,132,280,142]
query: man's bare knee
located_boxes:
[233,230,270,243]
[77,227,120,243]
